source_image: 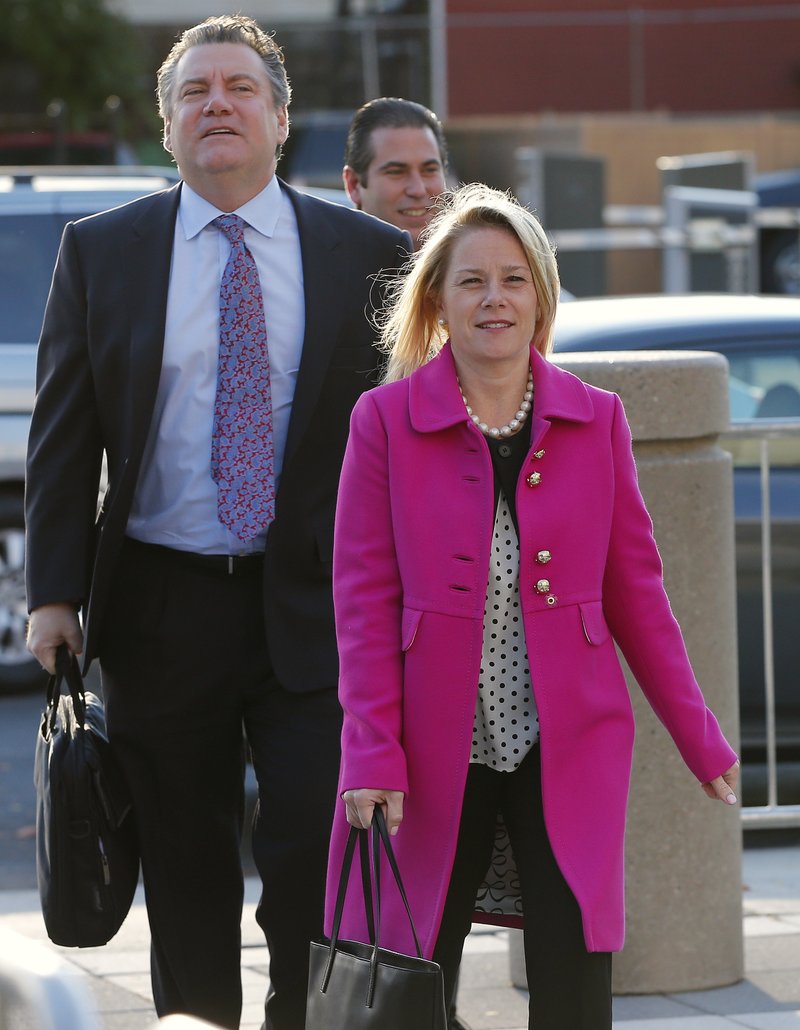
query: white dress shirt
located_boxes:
[127,176,304,554]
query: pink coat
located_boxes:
[326,343,736,957]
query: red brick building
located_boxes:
[438,1,800,118]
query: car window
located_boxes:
[726,352,800,419]
[722,347,800,469]
[0,212,79,344]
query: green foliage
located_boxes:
[2,0,153,129]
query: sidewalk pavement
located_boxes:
[0,843,798,1030]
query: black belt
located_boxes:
[123,537,264,577]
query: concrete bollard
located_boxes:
[509,350,743,994]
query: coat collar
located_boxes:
[408,342,595,434]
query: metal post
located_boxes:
[429,0,448,119]
[46,99,67,164]
[759,437,778,810]
[628,8,646,112]
[361,19,380,99]
[662,187,691,293]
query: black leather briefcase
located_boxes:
[34,645,139,947]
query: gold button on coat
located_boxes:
[533,449,545,459]
[535,579,551,594]
[536,550,552,564]
[526,471,542,487]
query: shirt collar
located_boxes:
[178,175,283,240]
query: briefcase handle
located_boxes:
[45,644,87,730]
[324,806,424,1006]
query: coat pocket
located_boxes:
[579,601,611,646]
[401,608,423,652]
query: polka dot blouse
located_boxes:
[472,490,540,771]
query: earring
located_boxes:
[438,318,448,327]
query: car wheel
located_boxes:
[0,493,47,693]
[760,230,800,295]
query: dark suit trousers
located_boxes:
[432,747,612,1030]
[98,539,342,1030]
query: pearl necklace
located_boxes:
[459,370,534,438]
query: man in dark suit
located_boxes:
[25,15,409,1030]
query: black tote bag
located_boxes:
[34,645,139,947]
[307,807,447,1030]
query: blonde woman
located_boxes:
[325,183,738,1028]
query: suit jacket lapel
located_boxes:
[125,184,181,466]
[84,185,179,659]
[279,181,347,472]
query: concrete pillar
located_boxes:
[510,350,743,994]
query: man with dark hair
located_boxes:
[26,14,409,1030]
[343,96,448,249]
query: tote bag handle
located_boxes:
[323,807,424,1007]
[371,807,423,959]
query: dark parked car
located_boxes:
[553,293,800,801]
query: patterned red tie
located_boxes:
[211,214,275,541]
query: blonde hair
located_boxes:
[379,183,560,384]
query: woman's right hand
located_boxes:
[342,788,405,836]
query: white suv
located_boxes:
[0,166,179,692]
